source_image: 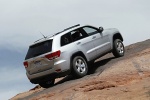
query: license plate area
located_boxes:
[34,61,42,67]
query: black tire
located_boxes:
[39,79,55,88]
[112,39,125,57]
[72,56,88,78]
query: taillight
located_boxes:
[45,50,61,60]
[23,61,28,68]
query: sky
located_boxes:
[0,0,150,100]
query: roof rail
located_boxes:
[34,38,46,43]
[53,24,80,36]
[34,24,80,43]
[64,24,80,31]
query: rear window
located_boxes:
[25,40,53,60]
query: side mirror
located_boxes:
[99,27,104,33]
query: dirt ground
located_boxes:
[11,39,150,100]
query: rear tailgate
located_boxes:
[25,40,54,74]
[27,55,54,75]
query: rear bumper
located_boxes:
[26,58,70,84]
[29,70,70,84]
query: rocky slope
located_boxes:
[11,39,150,100]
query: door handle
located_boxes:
[92,36,96,39]
[77,42,81,45]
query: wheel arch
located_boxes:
[113,33,123,42]
[111,33,124,49]
[70,51,88,62]
[70,51,88,70]
[70,51,89,77]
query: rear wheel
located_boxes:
[72,56,88,78]
[112,39,125,57]
[39,79,55,88]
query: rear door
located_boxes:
[70,28,97,61]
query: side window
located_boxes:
[83,27,99,36]
[61,33,72,46]
[71,29,87,41]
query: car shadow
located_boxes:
[55,56,116,85]
[88,56,116,74]
[55,75,74,85]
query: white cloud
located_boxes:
[0,0,150,50]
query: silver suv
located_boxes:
[23,24,125,88]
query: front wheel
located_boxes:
[112,39,125,57]
[39,79,55,88]
[72,56,88,78]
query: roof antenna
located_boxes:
[39,31,47,39]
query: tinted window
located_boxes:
[71,29,87,41]
[83,27,98,36]
[25,40,52,60]
[61,33,72,46]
